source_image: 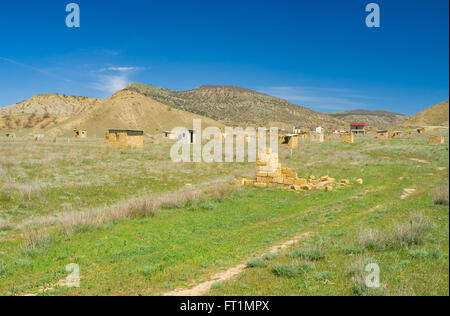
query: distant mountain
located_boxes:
[127,83,346,129]
[401,100,449,127]
[43,90,224,137]
[329,109,407,129]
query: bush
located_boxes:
[262,253,278,261]
[22,228,52,250]
[287,246,326,261]
[358,229,385,251]
[408,249,440,259]
[432,185,449,206]
[314,271,333,281]
[246,258,268,268]
[390,214,431,247]
[272,264,299,278]
[297,261,316,273]
[358,214,432,251]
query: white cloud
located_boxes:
[93,74,129,94]
[95,66,149,73]
[92,66,149,95]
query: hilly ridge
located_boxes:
[43,90,224,137]
[2,83,447,136]
[127,83,347,129]
[0,94,103,116]
[329,109,407,128]
[401,100,449,127]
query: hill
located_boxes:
[0,94,104,133]
[0,113,65,131]
[44,90,224,137]
[329,109,407,129]
[401,100,449,127]
[127,83,346,129]
[0,94,104,116]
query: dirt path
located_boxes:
[23,277,73,296]
[164,232,312,296]
[410,158,429,164]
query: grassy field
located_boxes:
[0,131,448,296]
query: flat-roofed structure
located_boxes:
[106,129,144,148]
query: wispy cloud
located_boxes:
[94,66,149,73]
[92,66,150,95]
[258,86,375,112]
[0,56,71,82]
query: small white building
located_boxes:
[163,131,178,140]
[164,130,197,143]
[310,126,323,134]
[293,126,302,134]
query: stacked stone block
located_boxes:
[249,148,348,191]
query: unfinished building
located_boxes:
[106,129,144,148]
[377,130,388,139]
[428,134,445,144]
[279,134,299,149]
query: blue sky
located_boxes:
[0,0,448,114]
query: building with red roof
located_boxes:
[350,123,366,135]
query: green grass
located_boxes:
[0,132,448,296]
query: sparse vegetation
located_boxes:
[358,214,432,251]
[0,130,448,296]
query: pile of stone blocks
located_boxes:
[237,148,362,192]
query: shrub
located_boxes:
[246,258,268,268]
[358,214,432,251]
[288,246,326,261]
[408,249,440,259]
[272,264,299,278]
[262,253,278,261]
[358,229,386,251]
[390,214,431,247]
[22,228,52,250]
[297,261,316,273]
[432,185,449,206]
[314,271,333,281]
